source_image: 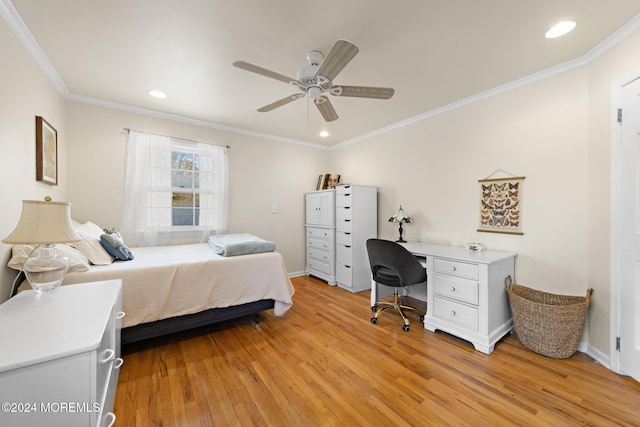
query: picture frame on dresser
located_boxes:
[35,116,58,185]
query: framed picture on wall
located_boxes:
[35,116,58,185]
[478,175,525,235]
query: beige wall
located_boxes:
[0,18,67,301]
[331,28,640,356]
[64,102,330,276]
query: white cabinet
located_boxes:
[335,185,377,293]
[305,189,335,226]
[0,280,124,427]
[306,189,336,284]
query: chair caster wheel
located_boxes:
[419,314,425,321]
[371,305,377,312]
[403,325,409,332]
[371,317,377,324]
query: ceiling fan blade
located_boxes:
[315,40,359,81]
[233,61,299,85]
[315,97,338,122]
[333,85,395,99]
[257,94,304,112]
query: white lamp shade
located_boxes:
[2,200,81,245]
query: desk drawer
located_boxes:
[433,296,478,331]
[433,258,478,280]
[433,274,478,305]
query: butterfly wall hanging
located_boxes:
[478,174,525,235]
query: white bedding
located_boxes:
[37,243,294,328]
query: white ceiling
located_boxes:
[5,0,640,147]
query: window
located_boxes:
[122,131,228,246]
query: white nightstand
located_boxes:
[0,280,124,427]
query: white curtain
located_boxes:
[121,130,228,247]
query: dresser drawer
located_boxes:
[433,258,479,280]
[336,245,353,265]
[307,227,333,241]
[433,296,478,330]
[433,273,478,305]
[308,237,332,252]
[308,248,332,263]
[336,219,352,232]
[336,192,353,207]
[307,258,332,275]
[336,263,353,286]
[336,206,353,220]
[336,231,352,246]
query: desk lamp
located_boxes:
[388,205,413,243]
[2,198,81,294]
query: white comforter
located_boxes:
[55,243,294,328]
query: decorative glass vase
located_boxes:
[24,244,69,293]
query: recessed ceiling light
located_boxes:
[545,21,576,39]
[148,90,167,99]
[319,130,329,138]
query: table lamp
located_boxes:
[388,205,413,243]
[2,198,81,294]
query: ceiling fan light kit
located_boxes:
[233,40,394,122]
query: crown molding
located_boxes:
[67,94,328,149]
[0,0,69,97]
[3,0,639,151]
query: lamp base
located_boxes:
[24,244,69,293]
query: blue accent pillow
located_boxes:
[100,231,134,261]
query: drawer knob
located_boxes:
[451,266,457,271]
[451,286,456,292]
[451,310,456,316]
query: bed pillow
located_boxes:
[8,244,90,272]
[68,221,113,265]
[100,231,134,261]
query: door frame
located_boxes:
[610,68,640,375]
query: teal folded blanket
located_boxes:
[209,233,275,257]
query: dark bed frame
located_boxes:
[121,299,275,345]
[10,271,276,346]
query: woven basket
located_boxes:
[505,276,593,359]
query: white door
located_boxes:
[618,76,640,381]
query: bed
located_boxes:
[13,241,295,345]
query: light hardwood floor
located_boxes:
[115,275,640,426]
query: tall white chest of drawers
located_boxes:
[335,185,377,293]
[0,280,124,427]
[305,189,337,285]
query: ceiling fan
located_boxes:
[233,40,394,122]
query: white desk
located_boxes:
[371,242,516,354]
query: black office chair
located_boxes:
[366,238,427,331]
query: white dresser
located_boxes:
[335,185,377,293]
[371,242,516,354]
[0,280,124,427]
[305,189,336,284]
